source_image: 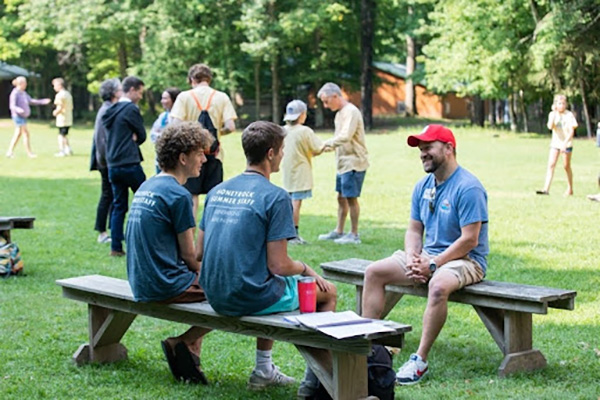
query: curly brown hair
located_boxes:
[156,122,213,171]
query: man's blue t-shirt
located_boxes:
[199,173,296,316]
[126,175,197,302]
[410,166,489,274]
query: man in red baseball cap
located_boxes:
[407,124,456,148]
[361,124,489,385]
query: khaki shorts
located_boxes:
[161,274,207,304]
[390,249,484,288]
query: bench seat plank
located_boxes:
[57,274,412,400]
[57,275,410,355]
[322,258,576,312]
[0,216,35,242]
[320,258,577,377]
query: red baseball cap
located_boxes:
[407,124,456,148]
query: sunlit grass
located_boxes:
[1,119,599,399]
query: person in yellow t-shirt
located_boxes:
[317,82,369,245]
[281,100,328,245]
[52,78,74,157]
[171,63,238,221]
[536,94,578,196]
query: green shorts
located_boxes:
[252,275,300,315]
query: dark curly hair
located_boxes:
[156,122,213,171]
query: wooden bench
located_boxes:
[321,258,577,377]
[0,216,35,243]
[57,275,411,400]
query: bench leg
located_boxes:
[295,346,368,400]
[73,304,137,366]
[355,285,404,318]
[473,306,546,376]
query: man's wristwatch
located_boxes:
[429,259,437,274]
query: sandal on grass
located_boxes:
[161,340,181,381]
[535,190,549,195]
[174,342,209,385]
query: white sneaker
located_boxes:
[333,233,361,244]
[55,151,66,157]
[318,230,344,241]
[97,232,111,243]
[289,236,308,245]
[247,364,295,390]
[396,353,428,385]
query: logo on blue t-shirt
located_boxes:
[440,199,451,213]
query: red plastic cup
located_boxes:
[298,277,317,313]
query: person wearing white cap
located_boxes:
[281,100,328,244]
[361,125,489,385]
[316,82,369,245]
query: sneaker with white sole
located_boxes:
[333,232,361,244]
[247,365,295,390]
[97,232,111,243]
[396,353,428,385]
[289,236,308,245]
[318,230,344,241]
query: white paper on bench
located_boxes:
[283,311,396,339]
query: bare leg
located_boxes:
[541,148,560,193]
[57,135,64,153]
[257,337,274,351]
[21,126,35,157]
[335,194,348,233]
[362,257,412,319]
[316,282,337,312]
[346,197,360,235]
[415,271,460,361]
[165,326,211,357]
[562,151,573,195]
[6,126,23,156]
[292,199,302,227]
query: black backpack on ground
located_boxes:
[191,90,219,155]
[312,344,395,400]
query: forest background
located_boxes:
[1,0,599,134]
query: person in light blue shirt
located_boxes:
[197,121,337,395]
[362,124,489,386]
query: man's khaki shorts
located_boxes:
[390,249,484,288]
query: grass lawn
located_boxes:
[1,118,599,399]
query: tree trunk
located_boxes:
[508,92,518,132]
[405,34,416,117]
[271,54,280,123]
[145,89,157,117]
[360,0,374,130]
[470,95,484,127]
[488,99,496,126]
[404,5,416,117]
[578,59,593,138]
[117,41,128,78]
[254,60,261,120]
[519,90,529,133]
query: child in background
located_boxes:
[52,78,74,157]
[536,94,578,196]
[281,100,328,244]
